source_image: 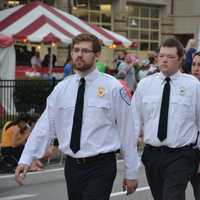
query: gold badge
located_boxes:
[179,87,186,96]
[97,86,105,97]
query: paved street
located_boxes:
[0,160,195,200]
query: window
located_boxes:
[150,43,159,51]
[101,4,111,23]
[74,0,88,8]
[73,8,89,21]
[140,7,149,18]
[141,31,149,40]
[151,20,159,29]
[72,0,112,30]
[90,11,100,22]
[128,18,139,28]
[141,42,149,50]
[140,20,149,29]
[128,6,139,16]
[150,31,159,40]
[151,8,159,18]
[129,30,139,39]
[90,1,100,10]
[127,5,160,51]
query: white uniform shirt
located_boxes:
[19,69,140,179]
[131,71,200,148]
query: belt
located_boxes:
[145,144,193,153]
[66,151,119,165]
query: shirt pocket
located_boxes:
[55,102,75,128]
[142,96,160,120]
[86,99,112,125]
[170,96,192,119]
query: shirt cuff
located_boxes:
[18,154,34,166]
[125,168,139,180]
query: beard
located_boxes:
[73,59,95,71]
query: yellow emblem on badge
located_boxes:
[97,86,105,97]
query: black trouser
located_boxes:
[142,145,199,200]
[64,152,117,200]
[191,173,200,200]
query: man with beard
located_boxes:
[15,33,139,200]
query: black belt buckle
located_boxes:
[75,157,86,165]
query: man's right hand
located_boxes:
[15,164,30,186]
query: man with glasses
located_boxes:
[131,37,200,200]
[15,33,139,200]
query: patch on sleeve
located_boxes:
[120,88,131,105]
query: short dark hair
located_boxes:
[160,37,184,59]
[5,113,32,130]
[71,33,102,53]
[193,51,200,58]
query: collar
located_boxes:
[159,71,181,84]
[74,68,100,83]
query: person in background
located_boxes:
[15,33,139,200]
[192,52,200,81]
[42,48,57,68]
[117,53,137,92]
[30,52,42,70]
[0,115,55,173]
[136,59,150,82]
[21,46,31,66]
[63,57,73,78]
[0,114,31,172]
[146,51,160,76]
[96,59,106,73]
[184,38,197,73]
[190,51,200,200]
[116,70,133,97]
[113,50,127,72]
[131,37,200,200]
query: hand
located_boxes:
[29,160,44,172]
[123,179,138,195]
[15,164,30,186]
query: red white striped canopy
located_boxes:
[0,1,132,47]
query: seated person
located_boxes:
[0,114,31,173]
[0,115,57,173]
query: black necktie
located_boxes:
[157,77,171,141]
[70,77,85,153]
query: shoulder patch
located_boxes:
[120,88,131,105]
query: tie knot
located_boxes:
[80,77,85,85]
[165,77,171,83]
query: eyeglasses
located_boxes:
[72,48,94,54]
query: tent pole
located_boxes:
[49,44,53,73]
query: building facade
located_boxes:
[1,0,200,50]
